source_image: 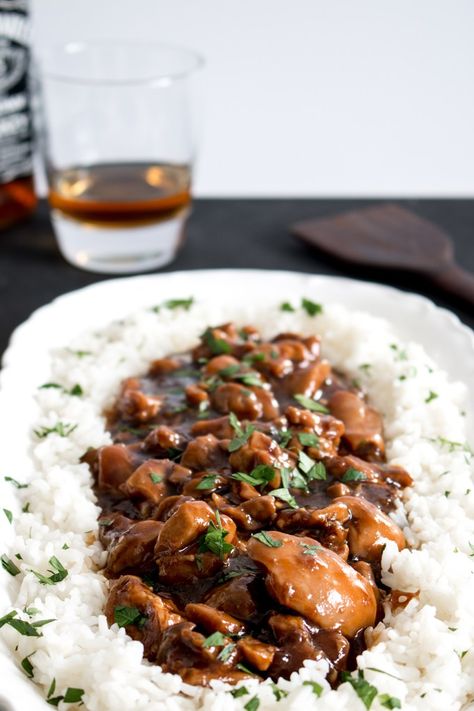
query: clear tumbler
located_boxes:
[36,41,203,274]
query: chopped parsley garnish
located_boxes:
[1,554,20,576]
[236,662,254,674]
[425,390,438,404]
[39,382,83,396]
[270,487,299,509]
[244,696,260,711]
[277,429,292,447]
[243,352,265,364]
[379,695,401,709]
[68,349,92,357]
[202,631,228,648]
[219,365,263,387]
[114,606,147,629]
[196,473,219,490]
[298,451,327,481]
[294,394,329,414]
[4,476,27,489]
[280,301,295,312]
[34,422,77,439]
[201,327,231,355]
[3,509,12,524]
[0,611,48,637]
[303,680,323,696]
[426,436,473,455]
[298,432,320,447]
[22,502,30,513]
[389,343,408,361]
[232,464,276,488]
[198,511,234,559]
[228,412,256,452]
[230,686,249,698]
[217,642,236,661]
[152,297,194,312]
[252,531,282,548]
[69,384,83,396]
[218,364,240,378]
[149,472,162,484]
[47,686,85,706]
[39,383,62,389]
[21,653,35,678]
[270,682,288,700]
[341,467,366,482]
[30,556,68,585]
[341,670,378,709]
[301,298,323,316]
[300,542,323,555]
[359,363,372,373]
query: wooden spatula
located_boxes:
[291,203,474,306]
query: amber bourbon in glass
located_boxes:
[0,0,36,228]
[38,42,202,273]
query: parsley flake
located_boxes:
[341,467,366,483]
[379,695,401,709]
[203,631,228,648]
[34,422,77,439]
[4,476,27,489]
[21,653,35,678]
[201,327,231,355]
[303,680,323,696]
[196,473,218,490]
[341,670,377,710]
[114,606,147,629]
[294,394,329,414]
[232,465,276,488]
[270,682,288,700]
[277,429,292,447]
[425,390,438,404]
[30,557,68,585]
[244,696,260,711]
[301,298,323,316]
[298,432,320,447]
[3,509,12,524]
[1,554,20,576]
[252,531,282,548]
[198,511,234,559]
[280,302,295,312]
[270,487,299,509]
[149,472,162,484]
[300,542,323,555]
[228,412,256,452]
[230,686,249,698]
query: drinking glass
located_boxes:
[36,41,203,274]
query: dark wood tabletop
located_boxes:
[1,198,473,358]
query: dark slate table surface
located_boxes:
[1,199,473,358]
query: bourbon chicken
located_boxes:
[87,323,412,686]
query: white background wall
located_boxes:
[31,0,474,197]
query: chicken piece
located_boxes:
[351,561,381,604]
[115,378,162,423]
[185,603,245,636]
[106,519,163,576]
[191,416,235,439]
[185,384,209,407]
[203,354,241,376]
[157,621,251,685]
[285,360,331,398]
[155,494,194,521]
[327,455,413,489]
[229,431,292,486]
[328,390,385,459]
[212,382,264,420]
[204,573,259,622]
[97,444,137,492]
[143,425,186,456]
[285,405,345,458]
[236,636,276,671]
[120,459,168,504]
[182,472,227,497]
[217,495,277,532]
[335,495,405,562]
[105,575,183,658]
[155,501,237,583]
[275,502,350,557]
[247,531,377,637]
[98,512,133,548]
[148,357,182,376]
[181,434,229,470]
[268,614,349,680]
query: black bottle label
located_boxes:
[0,0,32,184]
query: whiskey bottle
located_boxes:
[0,0,36,229]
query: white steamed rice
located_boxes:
[1,300,473,711]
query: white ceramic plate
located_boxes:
[1,269,473,710]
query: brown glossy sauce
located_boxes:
[86,323,413,687]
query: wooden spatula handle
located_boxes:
[430,263,474,306]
